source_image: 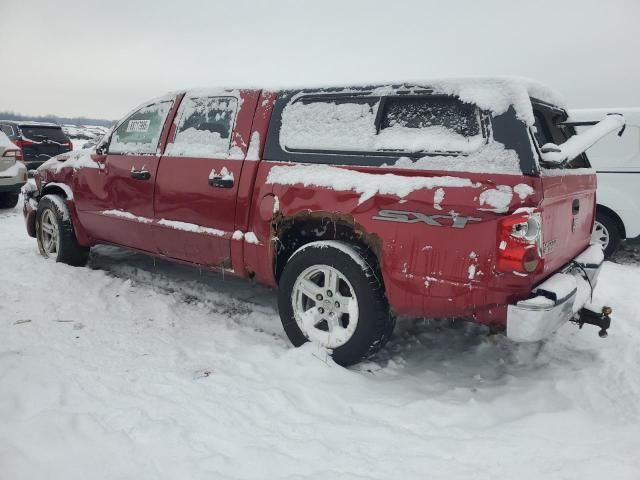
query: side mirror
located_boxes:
[95,144,105,155]
[539,143,566,164]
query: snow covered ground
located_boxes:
[1,200,640,480]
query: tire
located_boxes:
[36,195,89,266]
[277,240,394,366]
[592,210,621,259]
[0,192,19,209]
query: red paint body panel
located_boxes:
[250,162,549,325]
[152,90,260,267]
[535,173,597,279]
[25,88,598,330]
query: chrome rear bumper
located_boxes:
[506,244,605,342]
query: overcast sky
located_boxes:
[1,0,638,120]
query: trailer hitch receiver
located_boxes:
[573,305,612,338]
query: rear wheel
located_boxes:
[591,210,621,258]
[278,240,394,366]
[36,195,89,266]
[0,192,19,209]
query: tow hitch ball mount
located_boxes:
[572,305,612,338]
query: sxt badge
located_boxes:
[373,210,481,229]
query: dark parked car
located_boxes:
[0,121,72,169]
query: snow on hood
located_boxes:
[37,149,98,173]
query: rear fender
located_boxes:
[251,161,542,319]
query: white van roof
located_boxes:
[568,108,640,127]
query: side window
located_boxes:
[532,111,552,146]
[280,97,379,151]
[108,100,173,155]
[279,95,482,154]
[532,108,589,169]
[166,96,238,158]
[377,97,482,153]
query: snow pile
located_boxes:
[266,164,480,204]
[1,207,640,480]
[388,142,521,173]
[244,232,259,244]
[429,77,566,126]
[165,128,232,157]
[281,100,378,151]
[62,124,109,141]
[479,185,513,213]
[246,131,261,160]
[209,167,234,182]
[157,219,225,237]
[38,149,98,173]
[280,99,484,155]
[375,125,484,153]
[513,183,535,200]
[166,95,238,158]
[103,209,153,223]
[433,188,445,210]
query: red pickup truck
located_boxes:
[23,79,621,366]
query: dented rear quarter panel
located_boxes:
[250,161,544,326]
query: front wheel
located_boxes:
[277,240,394,366]
[591,211,621,259]
[36,195,89,266]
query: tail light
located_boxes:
[2,149,23,161]
[496,210,543,275]
[66,140,73,151]
[13,138,34,150]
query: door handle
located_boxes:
[572,199,580,215]
[208,176,234,188]
[130,169,151,180]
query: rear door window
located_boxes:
[166,96,238,158]
[280,97,379,152]
[377,97,483,153]
[109,100,174,155]
[280,95,483,155]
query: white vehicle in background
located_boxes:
[0,131,27,209]
[568,108,640,257]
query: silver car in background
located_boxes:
[0,131,28,209]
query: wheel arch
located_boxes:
[40,183,73,200]
[38,184,93,247]
[273,211,384,284]
[597,204,626,239]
